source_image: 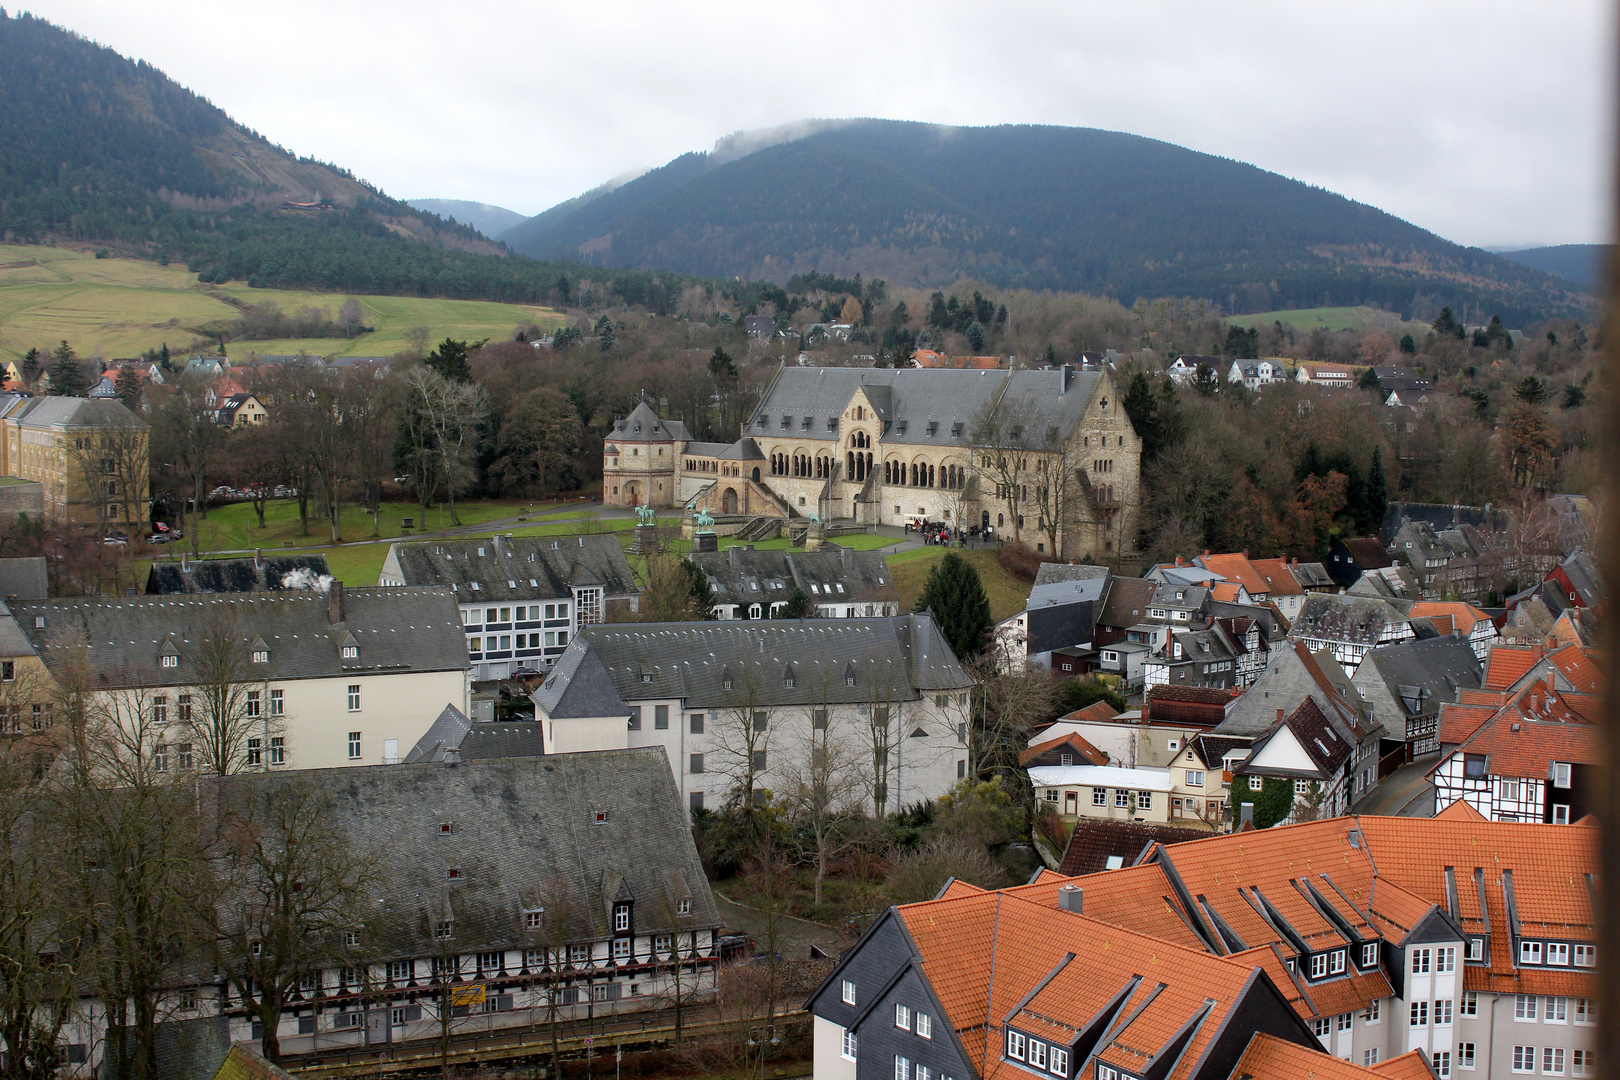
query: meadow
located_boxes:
[0,244,563,364]
[1224,304,1432,337]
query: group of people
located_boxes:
[903,519,997,547]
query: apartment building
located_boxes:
[377,534,638,680]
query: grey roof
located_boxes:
[12,586,467,688]
[145,554,333,595]
[1381,501,1508,545]
[1217,643,1364,739]
[11,395,148,430]
[0,602,38,659]
[608,400,691,443]
[0,557,46,600]
[216,749,720,958]
[1032,562,1111,588]
[1025,601,1095,655]
[690,546,897,609]
[1206,599,1286,643]
[1292,561,1333,589]
[1027,577,1108,610]
[683,441,734,458]
[1559,549,1603,606]
[405,704,545,763]
[538,614,972,715]
[718,437,766,461]
[746,366,1104,448]
[1351,635,1482,722]
[1289,593,1411,646]
[380,533,637,603]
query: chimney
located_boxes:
[841,545,853,571]
[254,547,263,570]
[327,581,345,624]
[728,547,740,570]
[1292,557,1299,569]
[1058,364,1073,393]
[1277,709,1284,723]
[444,747,461,767]
[181,552,190,572]
[1242,549,1249,559]
[1240,803,1255,828]
[1203,550,1210,559]
[1058,885,1084,914]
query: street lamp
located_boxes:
[746,1024,781,1080]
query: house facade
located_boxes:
[604,365,1144,561]
[689,545,899,620]
[377,534,638,680]
[8,585,470,772]
[533,614,974,814]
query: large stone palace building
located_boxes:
[604,365,1141,561]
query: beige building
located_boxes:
[0,395,149,533]
[604,364,1143,561]
[5,584,469,773]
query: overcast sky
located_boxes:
[22,0,1612,248]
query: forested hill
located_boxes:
[0,12,692,308]
[503,120,1590,325]
[1496,245,1610,291]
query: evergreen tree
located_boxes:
[994,304,1008,330]
[1562,384,1585,410]
[681,557,715,619]
[891,300,910,324]
[424,338,475,382]
[1121,371,1162,462]
[1358,366,1381,391]
[1515,376,1551,405]
[914,552,991,662]
[1366,448,1388,533]
[780,587,812,619]
[1432,306,1466,340]
[1398,333,1416,354]
[47,340,87,396]
[1043,344,1057,367]
[114,364,143,410]
[594,314,616,351]
[1191,362,1220,397]
[19,347,40,385]
[926,292,949,328]
[966,321,986,353]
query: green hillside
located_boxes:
[0,12,707,311]
[0,244,561,363]
[504,120,1592,325]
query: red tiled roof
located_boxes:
[1458,688,1506,706]
[1210,582,1245,602]
[1250,558,1305,597]
[1439,711,1598,778]
[1484,645,1543,690]
[1201,553,1270,596]
[1435,702,1498,747]
[1230,1032,1429,1080]
[1547,644,1601,694]
[1409,601,1490,634]
[1019,731,1109,767]
[1056,819,1210,877]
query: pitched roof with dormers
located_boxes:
[1020,731,1109,768]
[1229,1033,1433,1080]
[1198,553,1271,597]
[608,400,691,443]
[12,586,467,688]
[380,533,637,603]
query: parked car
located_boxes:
[717,933,753,961]
[145,532,176,544]
[102,533,128,546]
[511,667,541,679]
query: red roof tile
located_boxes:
[1250,558,1305,597]
[1019,731,1109,767]
[1201,553,1271,597]
[1230,1032,1429,1080]
[1484,645,1543,690]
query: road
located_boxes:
[1352,754,1440,817]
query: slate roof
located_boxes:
[9,395,148,430]
[0,557,46,600]
[1381,501,1508,545]
[747,366,1105,449]
[1290,593,1411,646]
[1234,697,1353,780]
[217,750,720,956]
[608,400,691,443]
[1351,635,1482,722]
[689,546,896,609]
[1098,577,1156,627]
[1056,818,1209,876]
[380,533,637,603]
[12,586,467,687]
[1218,642,1365,739]
[1341,537,1393,569]
[404,704,546,763]
[146,555,333,595]
[1032,562,1111,587]
[537,614,972,715]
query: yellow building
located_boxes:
[0,396,150,533]
[604,365,1142,561]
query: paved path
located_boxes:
[1353,754,1440,817]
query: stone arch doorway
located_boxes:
[981,510,990,529]
[722,488,738,514]
[623,482,640,507]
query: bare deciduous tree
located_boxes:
[182,611,278,776]
[213,778,379,1063]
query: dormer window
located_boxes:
[447,867,462,880]
[252,650,268,663]
[594,810,608,824]
[783,665,796,688]
[438,822,455,834]
[161,654,178,668]
[342,645,358,659]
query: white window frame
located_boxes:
[347,684,361,712]
[842,1028,857,1061]
[841,979,856,1006]
[1310,953,1327,979]
[916,1011,931,1039]
[1363,999,1381,1023]
[1006,1030,1025,1060]
[895,1004,910,1030]
[1329,949,1346,974]
[1458,1041,1475,1071]
[1050,1047,1068,1074]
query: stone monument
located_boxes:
[632,504,659,553]
[690,505,718,553]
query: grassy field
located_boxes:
[0,244,562,364]
[885,546,1029,623]
[172,497,579,552]
[1225,305,1432,337]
